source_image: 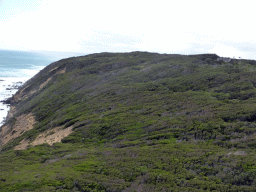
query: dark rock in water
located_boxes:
[5,84,22,91]
[0,99,11,105]
[13,85,21,89]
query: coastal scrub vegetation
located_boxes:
[1,52,256,191]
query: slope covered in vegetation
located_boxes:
[1,52,256,191]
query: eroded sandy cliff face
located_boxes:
[0,64,72,150]
[0,113,36,146]
[14,125,74,150]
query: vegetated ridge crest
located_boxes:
[1,51,256,191]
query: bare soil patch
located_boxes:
[0,113,36,146]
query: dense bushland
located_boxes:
[1,52,256,191]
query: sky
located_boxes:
[0,0,256,59]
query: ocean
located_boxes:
[0,49,87,126]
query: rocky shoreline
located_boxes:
[0,78,28,126]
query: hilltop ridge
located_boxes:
[1,52,256,191]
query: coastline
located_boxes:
[0,77,30,127]
[0,50,65,128]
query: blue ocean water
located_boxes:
[0,50,88,126]
[0,49,87,78]
[0,50,58,78]
[0,50,57,126]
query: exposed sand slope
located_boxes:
[1,67,69,150]
[14,125,74,150]
[0,113,36,146]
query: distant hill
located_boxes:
[1,52,256,191]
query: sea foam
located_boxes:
[0,77,30,126]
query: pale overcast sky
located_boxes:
[0,0,256,59]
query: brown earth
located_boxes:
[14,125,74,150]
[0,113,36,146]
[14,67,66,102]
[1,67,69,150]
[31,125,73,146]
[39,77,52,90]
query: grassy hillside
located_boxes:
[1,52,256,191]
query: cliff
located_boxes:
[1,52,256,191]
